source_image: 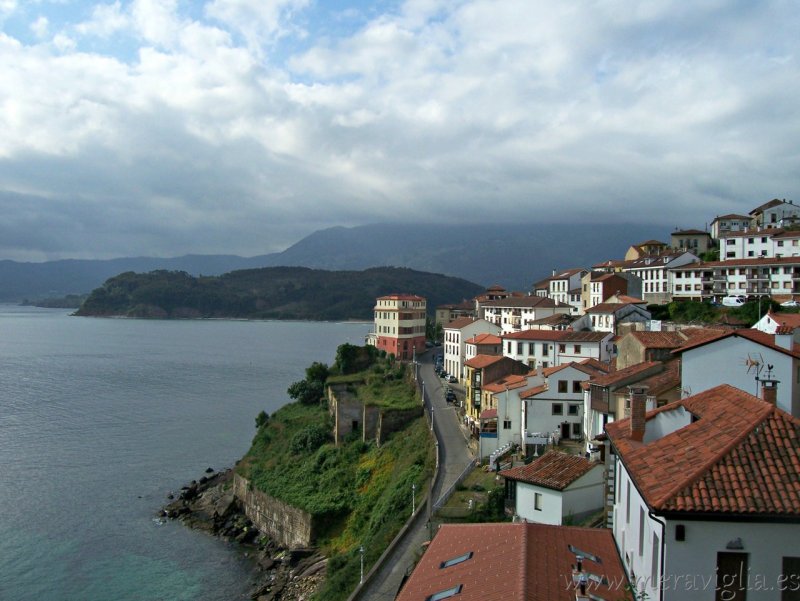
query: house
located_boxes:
[395,522,629,601]
[616,331,694,370]
[464,355,530,433]
[502,329,614,369]
[575,302,652,335]
[463,333,502,365]
[480,295,572,334]
[580,271,640,312]
[584,360,679,456]
[709,213,752,240]
[546,268,589,312]
[367,294,426,360]
[520,362,607,444]
[750,197,800,229]
[604,383,800,601]
[670,229,712,255]
[501,450,604,525]
[478,372,541,460]
[526,312,579,331]
[442,318,501,382]
[625,240,670,260]
[435,300,475,329]
[752,311,800,335]
[674,328,800,416]
[619,251,700,304]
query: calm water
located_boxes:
[0,306,370,601]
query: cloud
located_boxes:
[0,0,799,261]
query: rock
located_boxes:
[205,467,214,473]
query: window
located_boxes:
[568,404,580,415]
[558,380,568,393]
[652,535,660,585]
[574,344,581,354]
[440,552,473,569]
[552,403,563,415]
[573,381,582,393]
[572,422,581,436]
[726,239,735,245]
[558,344,566,353]
[503,419,512,429]
[626,481,631,523]
[534,493,542,511]
[542,344,548,356]
[427,584,463,601]
[639,508,645,556]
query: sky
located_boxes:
[0,0,798,261]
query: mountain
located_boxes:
[0,222,666,302]
[75,266,485,320]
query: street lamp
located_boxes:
[360,545,364,584]
[430,407,434,431]
[412,483,416,515]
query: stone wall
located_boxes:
[233,473,315,548]
[377,407,424,445]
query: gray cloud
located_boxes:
[0,0,798,261]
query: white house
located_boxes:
[502,329,614,369]
[442,317,501,382]
[674,328,800,417]
[574,302,652,334]
[604,384,800,601]
[752,311,800,336]
[500,450,604,525]
[620,251,700,304]
[480,296,572,334]
[710,213,752,240]
[547,267,588,313]
[750,198,800,229]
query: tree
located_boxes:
[288,379,325,405]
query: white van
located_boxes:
[721,295,747,307]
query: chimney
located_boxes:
[628,385,649,442]
[761,377,779,406]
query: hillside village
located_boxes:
[367,198,800,601]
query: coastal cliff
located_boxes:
[165,344,435,601]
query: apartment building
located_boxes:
[670,257,800,301]
[369,294,426,360]
[480,296,571,335]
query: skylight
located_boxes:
[440,552,473,569]
[426,584,463,601]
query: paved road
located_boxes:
[356,351,475,601]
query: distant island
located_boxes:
[74,266,484,320]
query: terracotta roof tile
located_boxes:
[673,328,800,359]
[483,374,533,393]
[627,331,687,349]
[464,354,505,369]
[501,451,600,490]
[588,361,662,389]
[606,384,800,515]
[395,523,628,601]
[444,317,478,330]
[466,333,502,345]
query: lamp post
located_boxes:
[430,407,434,432]
[360,545,364,584]
[412,483,416,515]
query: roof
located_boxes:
[625,331,688,349]
[673,328,800,359]
[465,333,502,345]
[763,311,800,330]
[584,302,641,314]
[519,383,549,399]
[579,358,614,374]
[527,313,578,327]
[464,354,505,369]
[671,255,800,269]
[751,198,788,214]
[633,359,681,397]
[483,373,533,393]
[614,295,647,304]
[481,296,567,309]
[672,229,710,236]
[376,294,425,301]
[605,384,800,516]
[479,408,497,419]
[502,330,609,342]
[718,227,784,239]
[395,522,628,601]
[443,317,478,330]
[635,239,668,247]
[711,213,752,223]
[501,451,600,490]
[588,361,662,390]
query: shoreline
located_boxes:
[161,468,327,601]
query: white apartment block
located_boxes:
[481,296,571,335]
[720,228,800,261]
[619,251,699,304]
[501,330,613,369]
[670,257,800,301]
[709,213,752,240]
[442,318,501,382]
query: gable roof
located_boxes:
[711,213,752,223]
[588,361,662,390]
[501,451,600,490]
[606,384,800,516]
[585,302,641,315]
[751,198,789,214]
[464,354,505,369]
[626,331,688,349]
[482,296,568,309]
[673,327,800,359]
[483,373,534,393]
[763,311,800,330]
[465,333,502,345]
[443,317,478,330]
[395,522,628,601]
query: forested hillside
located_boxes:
[74,266,484,320]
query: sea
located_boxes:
[0,305,371,601]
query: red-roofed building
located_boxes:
[501,450,604,524]
[442,318,501,383]
[604,383,800,601]
[502,329,614,368]
[752,310,800,336]
[674,328,800,416]
[479,295,573,335]
[575,302,652,335]
[710,213,752,239]
[368,294,426,360]
[395,522,630,601]
[464,355,530,433]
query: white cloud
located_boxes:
[75,1,130,38]
[30,15,48,38]
[205,0,309,53]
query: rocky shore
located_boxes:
[162,468,327,601]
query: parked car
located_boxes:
[446,391,457,403]
[781,300,799,307]
[722,294,747,307]
[447,375,457,383]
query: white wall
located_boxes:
[516,482,563,524]
[681,337,799,415]
[560,466,604,521]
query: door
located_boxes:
[716,552,748,601]
[561,422,570,439]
